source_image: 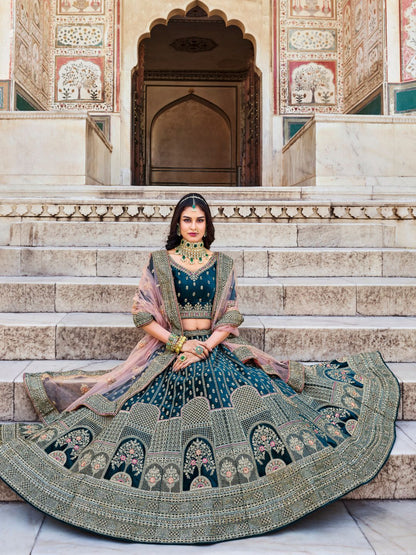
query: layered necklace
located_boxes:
[175,239,210,265]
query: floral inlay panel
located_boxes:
[56,56,104,101]
[342,0,383,112]
[289,60,336,105]
[401,0,416,81]
[57,0,105,15]
[51,0,118,112]
[289,0,335,19]
[14,0,51,108]
[288,28,337,51]
[56,24,104,47]
[278,0,342,114]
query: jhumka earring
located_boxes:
[177,224,181,237]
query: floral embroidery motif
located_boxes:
[78,452,92,470]
[265,458,286,474]
[301,431,318,450]
[220,460,237,485]
[145,466,162,489]
[163,466,180,491]
[19,423,43,437]
[345,419,358,435]
[110,472,132,486]
[90,454,107,475]
[251,425,285,463]
[184,439,216,480]
[288,435,305,456]
[36,429,56,444]
[190,476,212,490]
[53,428,92,464]
[49,450,67,465]
[320,407,350,425]
[237,456,254,481]
[110,439,145,477]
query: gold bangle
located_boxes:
[174,335,187,354]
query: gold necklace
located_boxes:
[175,239,209,264]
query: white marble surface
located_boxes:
[282,115,416,189]
[1,500,414,554]
[0,113,111,186]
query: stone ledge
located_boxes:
[1,276,416,316]
[2,246,416,277]
[2,313,416,361]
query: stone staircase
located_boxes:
[0,186,415,502]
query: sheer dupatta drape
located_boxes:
[33,250,293,415]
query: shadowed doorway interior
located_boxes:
[132,6,261,186]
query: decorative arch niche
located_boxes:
[131,4,261,186]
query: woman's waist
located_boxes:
[182,328,211,339]
[181,318,212,332]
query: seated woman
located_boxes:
[0,193,399,544]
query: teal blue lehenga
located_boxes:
[0,251,400,543]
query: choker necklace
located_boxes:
[175,239,209,265]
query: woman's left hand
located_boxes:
[172,352,200,371]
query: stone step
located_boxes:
[1,276,416,316]
[0,360,413,422]
[0,422,415,502]
[0,220,406,248]
[1,313,416,362]
[1,246,416,278]
[3,183,416,199]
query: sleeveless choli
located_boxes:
[0,253,400,544]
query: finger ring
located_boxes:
[195,346,204,355]
[179,354,187,361]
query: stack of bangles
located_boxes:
[166,333,187,354]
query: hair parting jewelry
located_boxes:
[178,193,209,211]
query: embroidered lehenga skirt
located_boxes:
[0,331,399,544]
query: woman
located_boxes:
[0,193,399,544]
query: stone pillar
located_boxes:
[0,1,13,110]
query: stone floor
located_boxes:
[1,500,416,555]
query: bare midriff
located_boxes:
[181,318,212,331]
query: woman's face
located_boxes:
[179,205,206,243]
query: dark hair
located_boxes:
[166,193,215,250]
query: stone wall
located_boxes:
[14,0,52,109]
[342,0,384,112]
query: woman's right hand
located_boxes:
[180,339,210,359]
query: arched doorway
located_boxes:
[132,6,261,186]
